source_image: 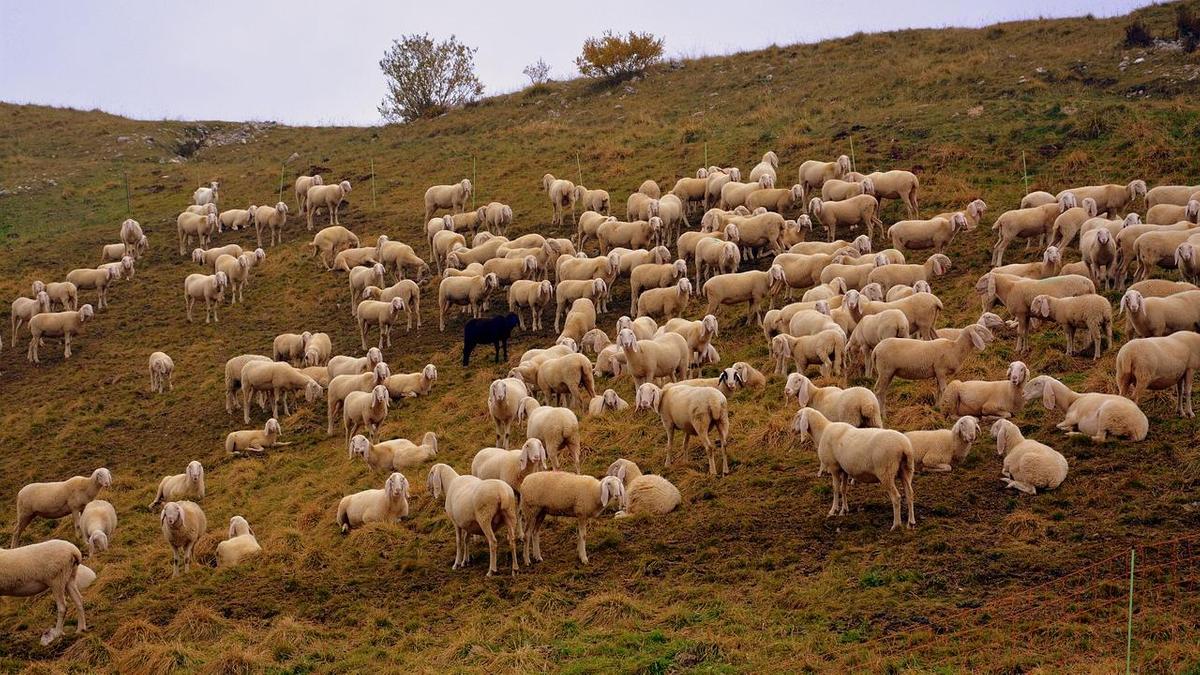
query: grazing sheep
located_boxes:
[903,416,980,472]
[343,384,390,443]
[223,354,271,413]
[326,347,384,379]
[240,360,323,423]
[147,351,175,393]
[427,463,519,575]
[798,155,852,203]
[11,291,51,347]
[0,540,88,644]
[517,397,582,471]
[216,516,262,568]
[809,195,883,242]
[149,461,205,509]
[887,214,966,253]
[332,246,380,273]
[990,194,1076,266]
[703,265,787,326]
[1116,331,1200,417]
[847,309,910,376]
[792,407,916,530]
[26,305,94,363]
[771,331,846,380]
[225,418,284,454]
[636,383,730,475]
[1029,293,1113,359]
[1056,180,1146,216]
[273,332,312,364]
[424,179,473,223]
[1023,375,1148,442]
[252,202,290,248]
[587,388,630,417]
[1119,289,1200,338]
[305,180,351,229]
[991,420,1068,494]
[940,361,1029,419]
[301,332,332,367]
[488,377,530,448]
[784,373,882,427]
[356,297,407,350]
[307,226,361,270]
[518,471,623,565]
[438,273,500,331]
[160,501,206,576]
[335,473,409,533]
[383,363,439,400]
[183,271,228,323]
[605,459,681,518]
[870,324,993,416]
[976,272,1096,352]
[76,500,117,559]
[350,432,439,472]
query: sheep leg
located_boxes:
[1003,479,1037,495]
[41,585,67,646]
[828,470,842,517]
[63,333,72,359]
[452,526,465,569]
[576,518,589,565]
[927,463,952,472]
[68,580,86,634]
[478,517,499,576]
[531,511,545,562]
[663,427,675,467]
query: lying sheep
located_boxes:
[349,432,438,472]
[792,407,915,530]
[1024,375,1148,442]
[160,501,206,576]
[26,304,95,363]
[903,416,980,472]
[636,382,730,475]
[384,363,439,400]
[519,471,623,565]
[940,361,1029,419]
[438,273,499,331]
[194,243,243,267]
[427,463,519,575]
[992,420,1068,494]
[0,539,88,644]
[216,516,262,568]
[605,459,680,517]
[587,388,630,416]
[149,461,205,509]
[870,324,993,416]
[1030,293,1113,359]
[76,499,117,559]
[305,180,351,229]
[225,418,284,454]
[336,473,409,533]
[183,271,228,323]
[1116,331,1200,417]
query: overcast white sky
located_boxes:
[0,0,1153,126]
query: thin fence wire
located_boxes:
[812,533,1200,671]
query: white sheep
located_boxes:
[605,459,681,517]
[1056,180,1146,216]
[703,265,787,326]
[160,500,206,576]
[10,290,51,347]
[771,331,846,380]
[990,193,1076,266]
[870,324,993,416]
[940,361,1029,419]
[76,499,117,559]
[239,360,323,423]
[991,420,1068,495]
[424,179,473,223]
[64,266,118,310]
[225,418,284,454]
[426,463,519,575]
[305,180,351,229]
[542,174,577,225]
[518,471,623,565]
[149,461,205,509]
[798,155,852,203]
[335,472,409,533]
[349,432,438,472]
[808,195,883,241]
[1116,331,1200,417]
[635,382,730,475]
[44,281,78,311]
[887,214,967,253]
[303,332,333,367]
[792,407,915,530]
[587,388,630,416]
[508,279,554,331]
[438,273,499,331]
[517,396,582,471]
[1080,226,1118,289]
[120,218,146,256]
[0,540,88,644]
[903,416,980,473]
[216,516,262,568]
[932,199,988,230]
[863,170,920,218]
[783,373,882,428]
[193,181,220,206]
[326,346,384,379]
[976,272,1095,352]
[356,297,407,349]
[1024,375,1148,442]
[343,384,390,443]
[183,271,228,323]
[383,363,439,399]
[471,439,548,499]
[1029,293,1113,359]
[1146,184,1200,208]
[253,202,290,247]
[1119,289,1200,338]
[10,467,112,547]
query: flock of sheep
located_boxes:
[4,145,1200,648]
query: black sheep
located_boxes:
[463,313,520,366]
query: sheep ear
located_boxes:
[601,479,612,505]
[970,327,987,350]
[1042,381,1057,411]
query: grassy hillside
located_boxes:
[2,2,1200,671]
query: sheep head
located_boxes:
[1177,243,1196,271]
[186,461,203,482]
[844,289,862,312]
[367,347,383,365]
[90,531,109,553]
[79,305,95,321]
[790,408,813,441]
[696,167,709,179]
[1008,361,1029,387]
[385,472,409,500]
[592,278,608,297]
[951,212,968,231]
[35,291,51,312]
[599,476,625,510]
[930,254,951,276]
[602,389,621,410]
[784,373,811,405]
[427,465,448,500]
[1120,290,1144,316]
[764,150,779,167]
[214,271,229,288]
[556,337,578,353]
[913,280,932,294]
[229,516,252,538]
[725,224,741,243]
[836,155,851,176]
[1122,213,1140,227]
[964,324,993,351]
[192,248,206,264]
[991,419,1018,456]
[92,467,113,488]
[954,416,980,443]
[729,168,742,182]
[1082,198,1098,218]
[634,383,661,411]
[677,278,693,296]
[808,198,823,215]
[373,362,392,382]
[161,502,184,528]
[305,380,323,402]
[702,314,719,338]
[520,438,548,471]
[516,396,538,422]
[541,174,554,191]
[617,328,638,352]
[1128,179,1147,200]
[1058,192,1077,211]
[969,199,987,220]
[390,297,407,312]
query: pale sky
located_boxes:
[0,0,1153,126]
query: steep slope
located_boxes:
[1,3,1199,671]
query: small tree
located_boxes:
[522,58,552,85]
[378,34,484,123]
[575,31,664,79]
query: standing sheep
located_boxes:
[438,273,499,331]
[0,540,88,645]
[1119,289,1200,338]
[65,267,118,310]
[11,291,51,347]
[343,384,390,443]
[424,179,473,222]
[294,174,323,214]
[356,297,408,350]
[240,361,323,423]
[809,195,883,242]
[76,499,117,559]
[783,373,882,428]
[305,180,352,229]
[426,463,519,576]
[518,397,583,471]
[177,212,219,254]
[253,202,290,247]
[1029,293,1113,359]
[703,265,787,326]
[335,473,409,533]
[542,174,577,225]
[1056,180,1146,216]
[1116,331,1200,417]
[635,383,730,475]
[26,305,95,363]
[990,194,1075,266]
[488,377,529,448]
[160,501,207,576]
[183,272,228,323]
[519,472,623,565]
[870,324,993,416]
[991,420,1068,494]
[798,155,851,204]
